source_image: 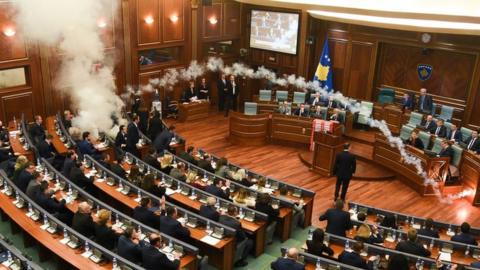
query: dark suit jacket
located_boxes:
[72,212,95,238]
[333,151,356,180]
[94,223,118,250]
[402,96,415,110]
[182,87,198,102]
[255,202,279,224]
[34,192,66,214]
[448,130,462,143]
[127,122,140,149]
[418,95,433,113]
[63,119,72,130]
[439,146,453,160]
[306,240,334,257]
[16,170,33,193]
[217,79,228,98]
[324,100,337,109]
[111,163,127,179]
[294,108,309,117]
[219,215,246,242]
[406,137,424,150]
[271,258,305,270]
[115,131,127,148]
[147,117,163,141]
[395,240,431,257]
[141,245,180,270]
[417,228,439,238]
[69,166,93,190]
[133,206,160,229]
[471,262,480,268]
[37,140,56,159]
[319,208,352,237]
[197,159,215,173]
[205,184,229,200]
[178,151,197,166]
[197,84,209,100]
[308,97,322,106]
[29,123,45,144]
[153,130,173,154]
[143,155,160,170]
[78,140,98,157]
[465,137,480,152]
[159,216,191,243]
[62,158,75,178]
[199,205,220,222]
[117,235,143,264]
[338,251,370,269]
[226,81,239,98]
[451,233,478,246]
[433,125,447,138]
[421,120,437,134]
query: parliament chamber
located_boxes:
[2,0,480,270]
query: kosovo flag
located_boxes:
[314,38,333,91]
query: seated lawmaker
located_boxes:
[159,206,191,243]
[34,181,67,218]
[355,212,383,244]
[255,193,279,225]
[197,154,215,173]
[438,140,453,160]
[160,154,174,175]
[324,96,337,109]
[205,178,230,200]
[294,104,309,117]
[406,130,424,150]
[329,108,342,122]
[380,214,398,229]
[178,146,197,165]
[199,196,220,222]
[401,93,415,111]
[141,174,166,198]
[26,171,43,199]
[62,150,77,177]
[182,81,198,102]
[308,92,322,107]
[448,124,462,143]
[319,199,352,237]
[29,115,46,145]
[142,233,180,270]
[465,129,480,153]
[417,218,439,238]
[63,110,74,130]
[278,101,291,115]
[219,206,253,267]
[94,209,122,250]
[395,228,431,257]
[420,115,437,134]
[271,247,305,270]
[215,157,232,179]
[37,134,57,161]
[133,197,161,229]
[310,105,323,118]
[197,77,209,100]
[78,131,101,160]
[306,228,333,258]
[72,202,96,239]
[338,241,371,269]
[16,162,35,193]
[433,119,447,138]
[451,222,478,246]
[117,226,145,264]
[143,148,160,170]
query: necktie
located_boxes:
[435,127,440,136]
[451,131,455,140]
[232,83,235,95]
[468,138,476,150]
[420,96,425,110]
[425,121,429,129]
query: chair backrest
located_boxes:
[438,105,454,121]
[244,102,257,115]
[337,110,346,123]
[320,107,328,120]
[451,144,463,167]
[293,91,306,105]
[431,137,443,154]
[443,121,453,135]
[379,88,395,96]
[407,112,424,127]
[460,127,473,142]
[259,90,272,102]
[275,90,288,102]
[377,88,395,104]
[431,102,438,115]
[399,125,414,141]
[418,131,432,150]
[359,101,373,116]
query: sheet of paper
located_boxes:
[201,235,220,246]
[439,252,451,262]
[59,238,70,245]
[81,251,93,258]
[165,188,175,196]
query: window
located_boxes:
[0,67,26,89]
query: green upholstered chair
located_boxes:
[431,102,438,116]
[244,102,257,115]
[443,121,453,135]
[293,91,306,105]
[451,144,463,168]
[399,125,414,141]
[259,90,272,102]
[436,105,454,122]
[406,112,424,128]
[431,137,443,154]
[337,110,346,124]
[320,107,328,120]
[460,127,473,143]
[418,131,432,150]
[275,90,288,102]
[377,88,395,105]
[356,101,374,125]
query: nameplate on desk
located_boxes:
[81,251,93,258]
[201,235,220,245]
[60,237,70,245]
[439,252,451,262]
[96,178,105,183]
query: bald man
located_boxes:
[271,247,305,270]
[72,202,95,238]
[199,196,219,222]
[417,88,433,114]
[142,233,180,270]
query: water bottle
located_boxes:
[207,221,212,233]
[307,229,313,241]
[239,207,243,218]
[465,246,470,256]
[102,171,107,179]
[137,189,141,199]
[83,156,86,164]
[68,184,72,195]
[147,166,151,174]
[36,158,41,167]
[118,181,124,190]
[315,258,321,270]
[392,231,397,242]
[63,228,68,239]
[15,191,19,201]
[429,238,434,249]
[96,205,100,213]
[28,203,33,214]
[411,217,415,226]
[138,226,142,235]
[7,250,12,261]
[203,172,207,179]
[215,201,220,209]
[447,225,453,234]
[345,240,350,250]
[169,240,173,249]
[115,213,120,225]
[191,190,195,198]
[112,257,118,269]
[43,213,48,226]
[85,241,90,252]
[184,213,188,221]
[353,205,358,213]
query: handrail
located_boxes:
[55,112,77,148]
[0,233,43,270]
[0,170,145,270]
[40,158,199,255]
[84,155,236,236]
[124,152,269,222]
[278,247,364,270]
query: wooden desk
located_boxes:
[228,111,269,146]
[46,116,69,155]
[89,172,235,270]
[311,130,345,177]
[460,151,480,205]
[373,104,404,134]
[178,101,210,122]
[270,114,313,145]
[8,131,34,161]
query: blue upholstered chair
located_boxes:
[244,102,257,115]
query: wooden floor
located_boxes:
[168,111,480,228]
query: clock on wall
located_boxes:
[421,33,432,44]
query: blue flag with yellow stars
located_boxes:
[314,38,333,92]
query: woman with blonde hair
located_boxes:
[185,170,198,184]
[94,209,121,249]
[233,188,248,205]
[13,155,28,182]
[159,154,173,174]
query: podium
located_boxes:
[311,129,344,176]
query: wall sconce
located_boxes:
[208,17,218,25]
[97,19,107,28]
[3,27,15,37]
[144,15,154,25]
[169,14,179,23]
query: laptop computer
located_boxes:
[212,227,224,239]
[67,235,79,249]
[121,185,131,195]
[186,217,198,228]
[89,248,103,263]
[244,210,255,222]
[292,188,302,198]
[47,221,58,234]
[180,186,190,196]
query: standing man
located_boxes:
[153,125,175,154]
[217,73,228,112]
[127,115,141,157]
[417,88,433,114]
[225,75,239,117]
[333,143,356,201]
[29,115,46,145]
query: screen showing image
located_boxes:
[249,10,299,55]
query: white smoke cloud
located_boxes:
[14,0,123,134]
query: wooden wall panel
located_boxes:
[163,0,184,43]
[346,42,373,99]
[202,4,222,39]
[97,0,116,49]
[328,39,348,93]
[0,2,27,62]
[0,91,34,121]
[137,0,160,46]
[223,2,241,38]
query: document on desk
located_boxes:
[201,235,220,246]
[439,252,451,262]
[165,188,175,196]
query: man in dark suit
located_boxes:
[117,226,145,264]
[308,92,322,107]
[224,75,239,117]
[417,218,439,238]
[396,229,431,257]
[15,162,35,193]
[417,88,433,114]
[438,140,453,161]
[333,143,356,201]
[133,197,160,229]
[182,81,198,102]
[69,162,94,191]
[34,181,70,224]
[178,146,197,165]
[406,130,424,150]
[205,178,230,200]
[63,110,74,130]
[62,150,77,177]
[420,115,437,134]
[141,233,180,270]
[271,247,305,270]
[115,125,128,151]
[127,115,141,157]
[451,222,478,246]
[448,124,462,143]
[324,96,337,109]
[219,205,253,267]
[401,93,415,111]
[319,199,352,237]
[153,125,175,154]
[111,158,127,179]
[338,241,370,269]
[37,134,57,161]
[72,202,96,238]
[159,206,191,243]
[199,197,220,222]
[465,129,480,153]
[294,104,309,117]
[78,131,101,160]
[197,154,215,173]
[433,119,447,138]
[143,148,160,170]
[29,115,46,145]
[217,73,228,111]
